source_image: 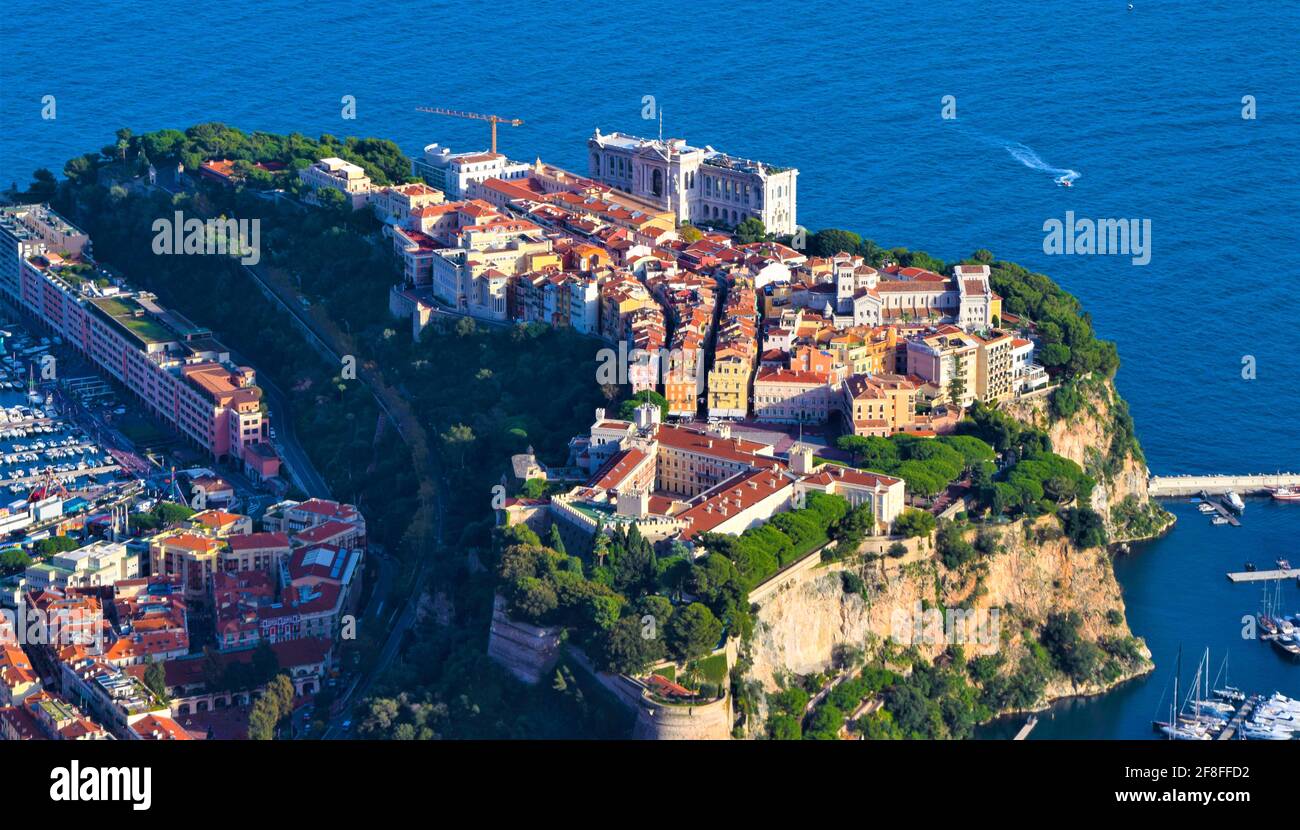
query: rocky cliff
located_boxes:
[1001,378,1173,543]
[745,516,1153,730]
[742,377,1164,733]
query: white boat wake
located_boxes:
[1003,141,1080,185]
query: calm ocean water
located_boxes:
[2,0,1297,737]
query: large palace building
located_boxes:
[587,129,799,236]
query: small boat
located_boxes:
[1245,562,1257,572]
[1242,725,1294,740]
[1224,491,1245,513]
[1278,559,1293,570]
[1197,503,1216,514]
[1270,486,1300,502]
[1211,516,1229,525]
[1055,176,1073,188]
[1212,686,1246,704]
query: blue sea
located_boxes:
[2,0,1297,737]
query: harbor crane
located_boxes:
[415,107,523,155]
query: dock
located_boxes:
[1198,492,1241,526]
[1217,695,1261,740]
[1013,715,1038,741]
[1226,568,1300,583]
[1149,473,1300,498]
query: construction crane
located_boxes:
[416,107,523,155]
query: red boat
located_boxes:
[1269,486,1300,502]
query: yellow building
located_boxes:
[975,331,1015,403]
[707,348,753,419]
[840,373,917,437]
[818,325,898,376]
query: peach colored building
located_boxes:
[0,208,280,478]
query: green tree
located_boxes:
[143,658,169,702]
[440,423,476,470]
[666,603,723,662]
[767,713,802,740]
[735,217,767,244]
[894,508,936,538]
[33,536,80,557]
[0,547,31,575]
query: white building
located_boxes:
[412,144,530,200]
[299,157,374,209]
[587,130,798,236]
[25,540,138,592]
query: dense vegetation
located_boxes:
[836,432,995,498]
[493,492,862,682]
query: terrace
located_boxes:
[89,296,177,347]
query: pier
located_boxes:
[1198,493,1241,526]
[1225,567,1300,583]
[1013,715,1038,741]
[1148,473,1300,498]
[1217,695,1261,740]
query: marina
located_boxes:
[1189,491,1241,527]
[1152,650,1297,741]
[0,324,128,508]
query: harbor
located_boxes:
[1148,473,1300,498]
[1151,650,1298,741]
[0,322,136,540]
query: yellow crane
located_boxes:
[416,107,524,155]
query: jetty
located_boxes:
[1217,695,1261,740]
[1226,567,1300,583]
[1148,473,1300,498]
[1013,715,1038,741]
[1199,493,1241,526]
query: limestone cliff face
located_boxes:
[743,379,1166,732]
[1001,378,1172,543]
[746,517,1152,726]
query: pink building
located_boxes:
[0,207,279,477]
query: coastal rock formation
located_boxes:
[745,515,1151,727]
[1002,378,1173,542]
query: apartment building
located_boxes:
[906,326,981,407]
[371,182,445,226]
[24,540,138,592]
[299,156,374,209]
[752,368,838,424]
[150,531,224,601]
[0,645,40,706]
[0,207,280,478]
[974,330,1015,403]
[707,280,759,419]
[840,373,918,437]
[412,144,530,199]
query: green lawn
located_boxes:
[695,653,728,685]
